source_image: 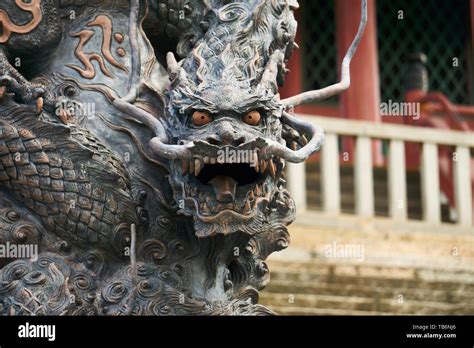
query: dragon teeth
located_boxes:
[301,134,308,145]
[268,158,276,178]
[279,158,286,170]
[182,160,189,175]
[194,158,202,176]
[243,200,251,213]
[36,97,44,114]
[182,153,278,178]
[189,159,195,175]
[59,109,70,124]
[253,152,259,172]
[248,191,254,200]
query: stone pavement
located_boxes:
[260,222,474,315]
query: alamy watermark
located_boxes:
[217,148,258,167]
[55,99,96,120]
[380,100,420,120]
[18,322,55,342]
[0,242,38,261]
[324,241,365,262]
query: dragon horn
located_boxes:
[260,111,325,163]
[166,51,182,81]
[260,50,284,92]
[281,0,367,107]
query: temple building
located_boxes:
[260,0,474,315]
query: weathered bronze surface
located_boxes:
[0,0,365,315]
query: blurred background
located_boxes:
[260,0,474,315]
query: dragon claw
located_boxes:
[0,51,53,116]
[36,96,44,114]
[0,74,46,112]
[58,108,72,124]
[0,72,71,122]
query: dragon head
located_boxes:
[163,52,288,237]
[146,1,326,237]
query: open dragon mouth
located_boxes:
[197,163,261,199]
[198,163,260,186]
[173,150,283,218]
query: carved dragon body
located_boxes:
[0,0,366,315]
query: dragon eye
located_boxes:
[192,111,212,126]
[243,110,261,126]
[64,85,77,97]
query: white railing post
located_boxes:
[321,133,341,214]
[421,142,441,224]
[388,139,407,220]
[454,146,472,226]
[295,114,474,227]
[286,162,307,212]
[355,136,374,217]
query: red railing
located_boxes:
[405,90,474,215]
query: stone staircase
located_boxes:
[260,260,474,315]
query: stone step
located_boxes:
[265,305,389,316]
[269,270,474,292]
[260,292,375,312]
[270,273,474,293]
[264,280,474,304]
[260,261,474,315]
[268,261,474,280]
[259,292,474,315]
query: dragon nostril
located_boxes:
[206,137,220,146]
[206,135,246,146]
[232,137,246,147]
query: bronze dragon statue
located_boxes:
[0,0,366,315]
